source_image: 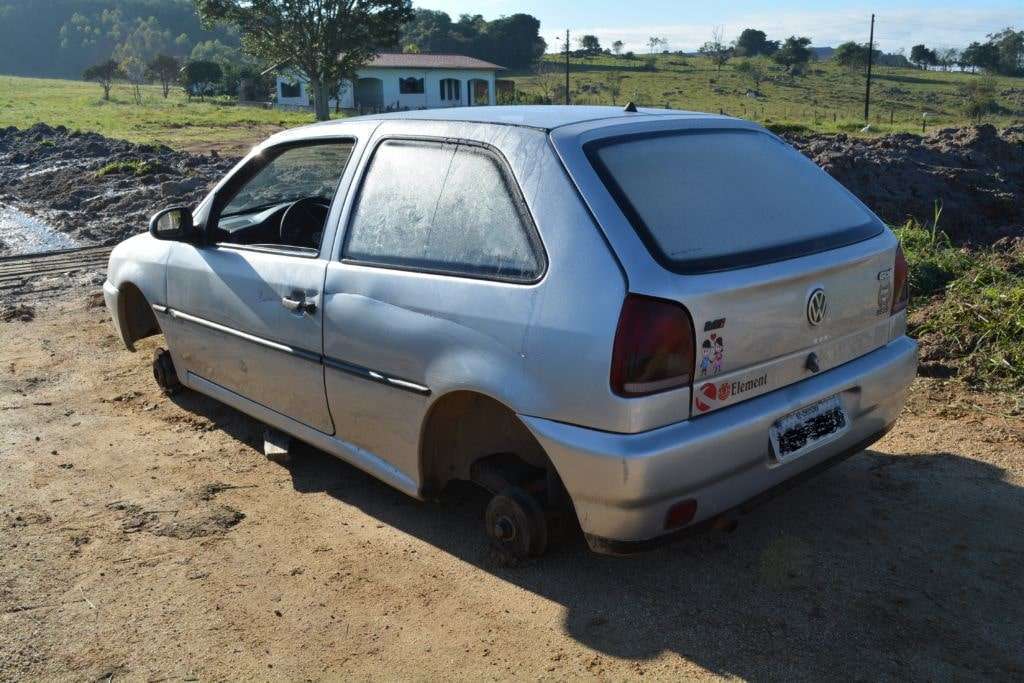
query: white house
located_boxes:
[274,52,504,112]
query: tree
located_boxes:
[938,47,959,72]
[146,54,180,98]
[195,0,413,121]
[578,34,601,55]
[190,39,245,66]
[475,14,547,72]
[734,58,768,90]
[398,10,545,71]
[533,60,562,104]
[646,36,664,54]
[773,36,812,72]
[962,40,1000,73]
[180,59,222,101]
[833,41,878,74]
[699,26,731,71]
[399,8,454,52]
[612,40,624,56]
[734,28,778,57]
[604,71,625,105]
[986,28,1024,76]
[189,39,262,95]
[82,58,121,100]
[121,54,146,105]
[113,16,170,65]
[910,44,937,69]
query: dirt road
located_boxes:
[2,296,1023,681]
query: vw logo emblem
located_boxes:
[807,289,828,326]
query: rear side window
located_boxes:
[586,130,881,273]
[343,139,543,281]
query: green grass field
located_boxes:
[0,76,323,153]
[512,53,1024,135]
[2,58,1022,153]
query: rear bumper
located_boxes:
[520,335,918,552]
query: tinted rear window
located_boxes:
[586,129,881,273]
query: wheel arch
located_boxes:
[417,389,561,498]
[115,281,160,351]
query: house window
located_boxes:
[280,81,301,98]
[399,77,424,94]
[440,78,461,101]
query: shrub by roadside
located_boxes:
[896,218,1024,391]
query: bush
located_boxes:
[96,160,158,177]
[764,122,810,135]
[498,89,549,105]
[959,77,1001,121]
[895,216,1024,389]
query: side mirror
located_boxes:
[149,206,196,241]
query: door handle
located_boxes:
[281,295,317,315]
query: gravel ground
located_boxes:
[1,298,1022,681]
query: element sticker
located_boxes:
[694,373,768,413]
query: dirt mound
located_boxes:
[785,124,1024,244]
[0,123,236,247]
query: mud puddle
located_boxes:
[0,204,77,256]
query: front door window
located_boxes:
[211,141,354,251]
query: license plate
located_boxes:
[769,395,849,462]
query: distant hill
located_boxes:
[0,1,548,79]
[0,0,238,79]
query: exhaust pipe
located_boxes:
[711,515,738,533]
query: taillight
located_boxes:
[610,294,695,397]
[891,244,909,314]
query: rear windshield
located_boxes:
[586,129,881,273]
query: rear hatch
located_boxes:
[557,118,901,418]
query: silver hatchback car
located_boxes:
[104,106,917,557]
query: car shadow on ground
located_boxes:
[173,391,1024,680]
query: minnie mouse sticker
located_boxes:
[700,332,725,377]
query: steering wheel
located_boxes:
[279,197,331,248]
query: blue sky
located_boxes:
[415,0,1023,54]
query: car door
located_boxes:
[163,138,358,434]
[319,131,548,479]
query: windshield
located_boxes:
[586,129,882,273]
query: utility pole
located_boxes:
[864,13,875,121]
[565,29,571,105]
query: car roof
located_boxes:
[298,105,735,133]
